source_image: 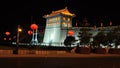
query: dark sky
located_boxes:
[0,0,120,34]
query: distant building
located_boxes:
[42,7,119,47]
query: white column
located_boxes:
[31,30,34,45]
[35,29,38,44]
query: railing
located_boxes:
[0,50,13,55]
[0,49,67,55]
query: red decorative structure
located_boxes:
[30,24,38,30]
[5,31,10,36]
[4,38,7,40]
[9,38,12,40]
[30,24,38,45]
[68,30,74,36]
[28,30,33,35]
[110,21,112,26]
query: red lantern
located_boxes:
[5,31,10,36]
[30,24,38,30]
[4,38,7,40]
[110,21,112,26]
[101,22,103,27]
[28,30,33,35]
[13,36,16,39]
[68,30,74,36]
[9,38,12,40]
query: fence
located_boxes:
[0,49,67,55]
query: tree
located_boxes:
[93,31,107,48]
[106,31,115,47]
[81,31,91,46]
[78,28,91,47]
[113,27,120,48]
[64,36,76,47]
[64,36,76,52]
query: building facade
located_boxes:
[42,7,119,47]
[43,7,75,46]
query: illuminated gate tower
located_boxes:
[43,7,75,46]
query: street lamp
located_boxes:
[14,25,22,54]
[17,25,22,45]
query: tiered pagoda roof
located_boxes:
[44,7,75,18]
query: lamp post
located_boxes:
[15,25,22,54]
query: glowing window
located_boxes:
[57,17,60,20]
[62,22,67,27]
[63,17,66,20]
[62,22,65,24]
[56,22,59,24]
[68,18,70,21]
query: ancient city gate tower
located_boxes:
[43,7,75,46]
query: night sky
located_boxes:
[0,0,120,34]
